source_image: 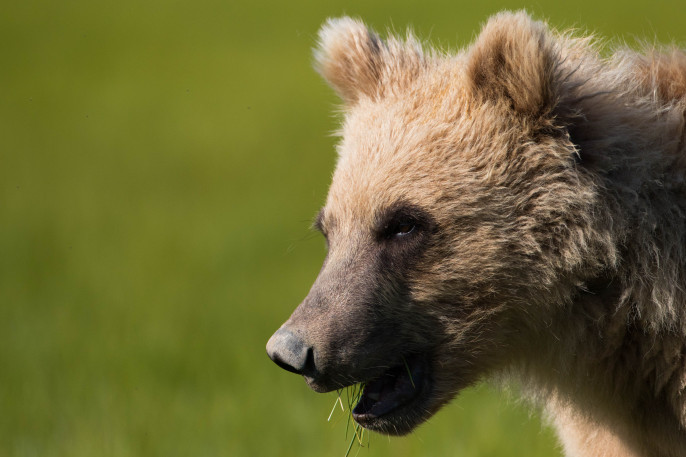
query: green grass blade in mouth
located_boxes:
[345,423,366,457]
[402,356,416,389]
[327,384,370,456]
[328,390,345,422]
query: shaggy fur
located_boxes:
[268,11,686,457]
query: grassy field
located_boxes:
[1,1,683,456]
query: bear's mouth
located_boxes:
[351,353,430,431]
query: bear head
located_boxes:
[267,11,618,435]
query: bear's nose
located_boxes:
[266,328,315,376]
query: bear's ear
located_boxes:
[466,11,559,117]
[314,17,424,104]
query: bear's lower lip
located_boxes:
[351,353,428,425]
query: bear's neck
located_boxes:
[512,273,686,455]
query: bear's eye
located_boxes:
[394,221,415,237]
[376,203,432,243]
[383,218,418,239]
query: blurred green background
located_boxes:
[2,1,683,456]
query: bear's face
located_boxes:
[307,103,526,434]
[268,12,610,435]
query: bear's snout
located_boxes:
[266,328,316,377]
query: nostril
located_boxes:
[303,346,316,375]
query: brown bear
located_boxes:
[266,11,686,457]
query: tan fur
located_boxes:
[549,401,640,457]
[310,11,686,456]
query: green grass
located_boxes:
[1,1,684,456]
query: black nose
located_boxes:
[266,328,315,376]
